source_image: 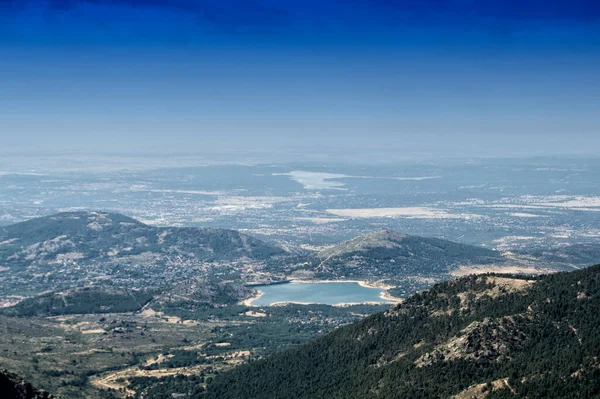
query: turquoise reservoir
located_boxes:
[251,281,395,306]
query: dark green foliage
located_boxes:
[158,301,390,357]
[166,276,254,305]
[385,277,433,299]
[1,287,153,316]
[0,369,55,399]
[203,265,600,399]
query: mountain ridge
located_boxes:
[204,264,600,398]
[314,228,506,279]
[0,211,285,263]
[0,211,286,296]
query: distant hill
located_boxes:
[165,276,253,305]
[314,229,505,279]
[0,369,54,399]
[0,211,286,296]
[517,242,600,268]
[205,264,600,399]
[0,211,285,264]
[1,287,154,317]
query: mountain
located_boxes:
[204,264,600,399]
[164,275,253,305]
[1,287,154,317]
[0,369,54,399]
[314,229,505,279]
[0,211,284,263]
[0,211,286,296]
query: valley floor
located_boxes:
[0,301,389,398]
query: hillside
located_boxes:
[205,264,600,399]
[0,211,286,295]
[0,287,154,317]
[314,229,505,279]
[0,369,54,399]
[0,211,284,263]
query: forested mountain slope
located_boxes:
[205,264,600,399]
[0,287,154,317]
[314,229,505,279]
[0,369,54,399]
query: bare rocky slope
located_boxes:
[0,211,286,296]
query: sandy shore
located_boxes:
[334,300,396,307]
[379,291,403,303]
[270,301,395,307]
[290,279,395,290]
[270,301,318,306]
[240,290,264,306]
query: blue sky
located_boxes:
[1,0,599,156]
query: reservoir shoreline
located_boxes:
[241,280,402,306]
